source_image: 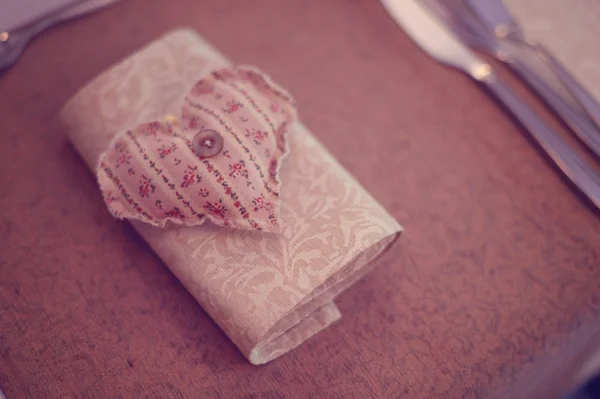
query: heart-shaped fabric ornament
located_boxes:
[97,66,297,233]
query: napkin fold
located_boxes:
[60,28,402,364]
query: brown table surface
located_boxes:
[1,1,600,398]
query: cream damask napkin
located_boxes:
[60,29,402,364]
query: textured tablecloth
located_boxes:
[1,0,599,398]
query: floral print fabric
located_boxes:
[97,66,297,233]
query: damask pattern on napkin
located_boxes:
[60,28,402,365]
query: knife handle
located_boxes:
[533,44,600,131]
[479,72,600,208]
[509,59,600,159]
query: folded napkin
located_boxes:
[60,28,402,364]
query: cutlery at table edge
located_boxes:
[465,0,600,131]
[0,0,120,73]
[420,0,600,161]
[380,0,600,210]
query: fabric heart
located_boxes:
[97,66,297,233]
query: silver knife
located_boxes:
[419,0,600,161]
[466,0,600,131]
[379,0,600,209]
[0,0,120,73]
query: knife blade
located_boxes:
[379,0,600,209]
[380,0,494,80]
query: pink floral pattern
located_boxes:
[97,66,297,232]
[116,151,132,167]
[158,143,177,158]
[141,121,164,141]
[252,195,272,212]
[223,100,243,114]
[204,199,228,218]
[245,128,268,145]
[228,160,249,179]
[164,207,185,220]
[105,190,118,205]
[181,164,201,188]
[138,175,155,198]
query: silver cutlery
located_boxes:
[380,0,600,209]
[466,0,600,130]
[419,0,600,161]
[0,0,120,73]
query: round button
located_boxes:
[192,129,224,158]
